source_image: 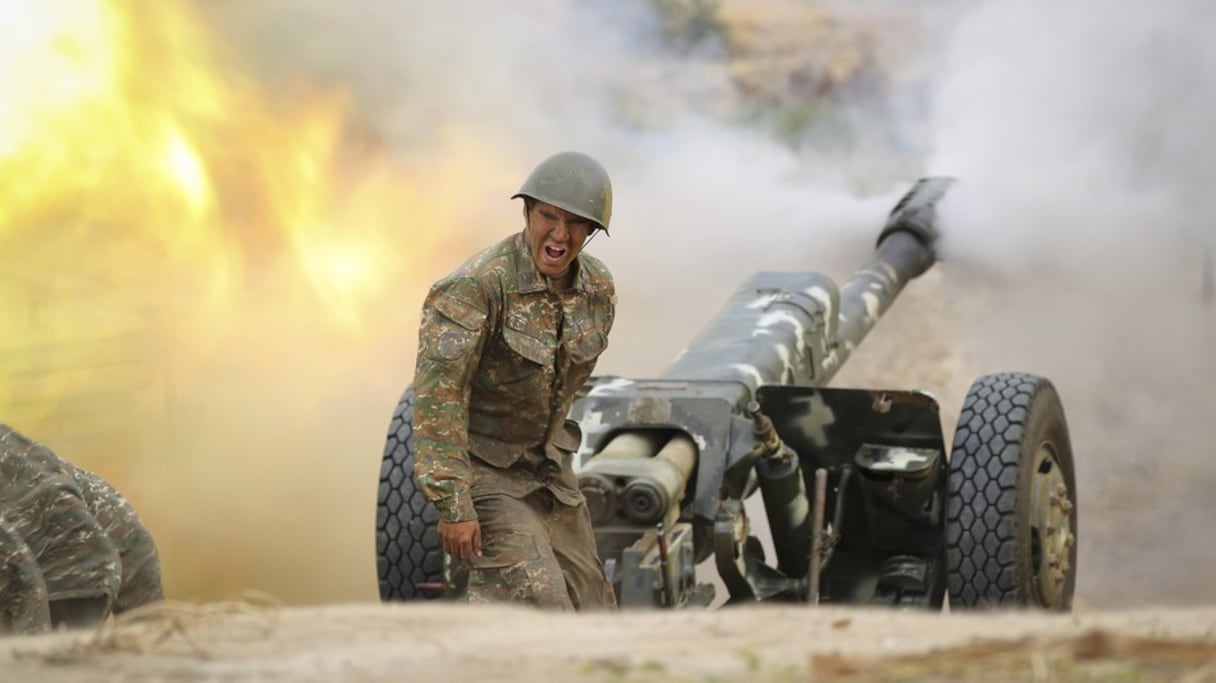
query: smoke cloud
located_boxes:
[201,0,907,374]
[927,0,1216,606]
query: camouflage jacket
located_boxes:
[412,231,615,523]
[72,467,164,613]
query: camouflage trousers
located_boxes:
[467,489,616,610]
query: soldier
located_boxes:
[0,424,164,634]
[412,151,618,609]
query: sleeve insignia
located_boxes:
[437,329,472,360]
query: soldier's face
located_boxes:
[524,201,594,279]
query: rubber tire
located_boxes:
[376,385,444,601]
[945,373,1078,609]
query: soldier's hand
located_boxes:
[438,519,482,564]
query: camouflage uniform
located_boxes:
[0,512,51,634]
[0,424,164,634]
[413,231,617,610]
[72,466,164,614]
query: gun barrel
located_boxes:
[822,177,954,382]
[662,176,954,390]
[876,175,954,280]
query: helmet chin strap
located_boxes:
[581,228,601,251]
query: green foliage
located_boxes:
[650,0,726,50]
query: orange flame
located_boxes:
[0,0,455,415]
[0,0,512,601]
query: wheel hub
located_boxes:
[1029,443,1074,607]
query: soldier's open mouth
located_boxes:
[544,245,566,261]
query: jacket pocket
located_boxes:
[503,326,555,367]
[568,330,607,364]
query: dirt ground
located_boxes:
[1,602,1214,682]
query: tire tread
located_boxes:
[375,387,445,601]
[946,372,1042,607]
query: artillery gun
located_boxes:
[377,177,1078,610]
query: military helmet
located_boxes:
[512,151,613,234]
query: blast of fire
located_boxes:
[0,0,503,601]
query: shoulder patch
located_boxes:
[436,329,473,360]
